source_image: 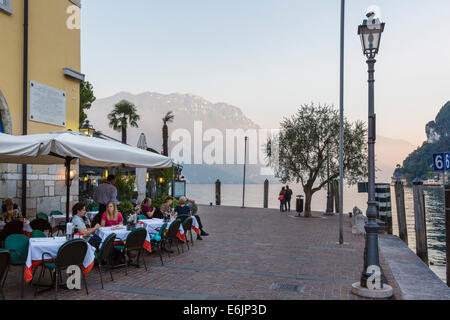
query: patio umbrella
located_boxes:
[0,131,173,221]
[136,133,148,204]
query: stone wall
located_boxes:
[0,163,79,217]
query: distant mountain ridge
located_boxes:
[87,91,415,184]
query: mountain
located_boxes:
[395,101,450,182]
[86,91,277,184]
[86,91,415,184]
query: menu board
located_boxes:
[174,181,186,198]
[29,80,66,127]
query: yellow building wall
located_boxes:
[0,0,81,136]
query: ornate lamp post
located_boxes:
[80,120,95,137]
[352,10,392,298]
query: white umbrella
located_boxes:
[0,131,173,220]
[136,133,149,204]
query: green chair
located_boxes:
[163,219,183,254]
[138,214,147,221]
[4,234,29,298]
[182,217,194,250]
[34,239,88,300]
[114,228,148,275]
[36,212,49,222]
[50,211,64,216]
[150,223,167,265]
[92,206,99,212]
[31,230,47,238]
[95,233,116,289]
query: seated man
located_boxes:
[71,202,102,248]
[187,199,209,239]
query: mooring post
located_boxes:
[263,179,269,209]
[215,179,221,206]
[394,178,408,245]
[412,178,428,265]
[445,184,450,287]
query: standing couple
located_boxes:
[278,186,293,212]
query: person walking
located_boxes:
[279,187,286,212]
[285,185,293,212]
[92,175,119,226]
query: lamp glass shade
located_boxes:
[69,170,76,180]
[80,120,95,137]
[358,21,385,56]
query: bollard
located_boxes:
[263,179,269,209]
[333,180,340,214]
[412,178,428,265]
[394,179,408,245]
[445,185,450,287]
[375,183,393,235]
[215,179,221,206]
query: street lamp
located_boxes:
[352,10,392,298]
[80,120,95,137]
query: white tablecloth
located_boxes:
[140,216,200,242]
[95,225,151,253]
[24,237,96,282]
[49,215,68,228]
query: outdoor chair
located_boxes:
[30,219,52,236]
[150,222,167,265]
[36,212,49,222]
[0,251,10,300]
[164,219,183,255]
[34,239,89,300]
[50,212,66,236]
[113,228,148,276]
[95,233,116,289]
[50,211,64,216]
[138,214,147,221]
[31,230,47,238]
[0,220,24,248]
[182,217,194,250]
[3,234,29,298]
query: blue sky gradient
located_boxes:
[82,0,450,145]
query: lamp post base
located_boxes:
[351,282,393,299]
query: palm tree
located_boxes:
[108,100,140,144]
[162,111,174,156]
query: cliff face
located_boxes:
[396,101,450,182]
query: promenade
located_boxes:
[3,205,400,300]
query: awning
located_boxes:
[0,131,173,168]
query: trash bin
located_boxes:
[296,195,304,213]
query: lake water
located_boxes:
[187,183,447,283]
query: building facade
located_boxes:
[0,0,83,217]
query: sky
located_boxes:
[81,0,450,147]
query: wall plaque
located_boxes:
[30,81,66,127]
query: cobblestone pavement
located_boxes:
[3,205,401,300]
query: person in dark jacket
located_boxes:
[285,186,293,212]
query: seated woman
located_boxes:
[160,196,174,219]
[1,198,19,222]
[71,202,101,248]
[101,201,124,227]
[141,198,156,219]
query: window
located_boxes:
[0,0,13,14]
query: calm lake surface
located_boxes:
[187,183,447,283]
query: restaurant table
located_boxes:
[95,225,151,253]
[140,217,200,242]
[49,215,69,228]
[24,237,96,283]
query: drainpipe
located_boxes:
[21,0,29,217]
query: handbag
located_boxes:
[278,195,284,201]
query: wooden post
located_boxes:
[412,178,428,265]
[215,179,221,206]
[394,179,408,245]
[263,179,269,209]
[445,184,450,287]
[333,180,340,214]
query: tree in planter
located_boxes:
[108,100,140,144]
[80,80,96,125]
[265,103,367,218]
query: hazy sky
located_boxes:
[81,0,450,147]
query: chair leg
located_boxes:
[175,240,180,254]
[140,249,147,271]
[108,257,114,281]
[34,265,44,297]
[124,251,128,276]
[54,269,58,300]
[190,230,194,246]
[98,261,104,289]
[20,265,24,299]
[158,244,164,266]
[81,270,89,295]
